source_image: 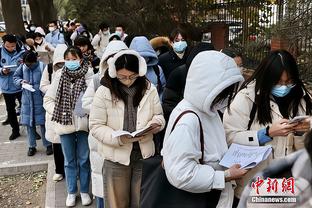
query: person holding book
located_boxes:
[223,49,312,204]
[89,49,165,208]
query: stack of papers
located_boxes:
[219,143,272,169]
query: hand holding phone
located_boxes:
[288,116,309,124]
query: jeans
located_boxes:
[104,151,142,208]
[96,197,104,208]
[26,125,51,148]
[3,92,21,133]
[60,131,90,194]
[53,143,65,175]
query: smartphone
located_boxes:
[288,116,309,124]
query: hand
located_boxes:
[268,119,298,137]
[2,68,10,75]
[45,45,51,51]
[225,164,248,182]
[292,119,310,134]
[21,80,28,84]
[119,135,143,144]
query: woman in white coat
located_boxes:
[223,50,312,203]
[81,40,128,208]
[162,51,248,208]
[89,49,165,208]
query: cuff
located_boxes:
[257,128,273,145]
[212,170,225,190]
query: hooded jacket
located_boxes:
[162,51,243,208]
[129,36,166,98]
[91,31,110,59]
[45,29,65,48]
[40,44,67,143]
[81,40,128,197]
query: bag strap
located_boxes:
[247,102,257,130]
[47,63,53,83]
[152,65,162,93]
[170,110,204,164]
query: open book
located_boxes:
[219,143,272,169]
[111,123,160,138]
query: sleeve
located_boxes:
[223,92,260,146]
[163,115,225,193]
[146,87,166,130]
[47,43,55,52]
[91,34,101,48]
[13,65,23,88]
[89,87,121,147]
[70,31,78,42]
[43,72,60,115]
[39,65,50,94]
[81,78,96,114]
[58,33,65,44]
[257,128,273,145]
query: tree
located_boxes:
[1,0,24,35]
[28,0,57,28]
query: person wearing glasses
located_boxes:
[223,50,312,205]
[89,49,165,208]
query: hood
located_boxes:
[35,27,46,36]
[99,40,128,76]
[129,36,158,67]
[184,51,244,116]
[53,44,67,66]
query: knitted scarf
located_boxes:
[51,63,89,125]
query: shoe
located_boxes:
[2,118,9,125]
[46,145,53,155]
[9,132,20,140]
[35,131,41,140]
[80,193,92,206]
[27,147,37,156]
[66,193,76,207]
[52,173,63,182]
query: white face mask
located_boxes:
[48,27,56,32]
[103,31,109,35]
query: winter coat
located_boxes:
[40,44,67,143]
[91,31,110,59]
[223,81,308,197]
[162,51,244,208]
[238,149,312,208]
[13,62,45,126]
[89,83,166,166]
[0,46,25,94]
[43,67,94,136]
[129,36,166,99]
[45,29,65,48]
[81,40,128,198]
[35,38,55,65]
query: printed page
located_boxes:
[22,83,36,92]
[219,143,272,169]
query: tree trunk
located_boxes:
[28,0,57,28]
[1,0,25,35]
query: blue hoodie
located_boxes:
[0,46,25,94]
[130,36,166,99]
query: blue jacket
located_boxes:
[0,46,24,94]
[129,36,166,99]
[45,29,65,48]
[13,62,46,126]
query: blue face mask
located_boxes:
[271,84,295,97]
[173,41,187,53]
[65,60,80,71]
[115,31,122,37]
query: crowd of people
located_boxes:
[0,19,312,208]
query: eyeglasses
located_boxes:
[117,74,139,81]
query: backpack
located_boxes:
[152,65,163,94]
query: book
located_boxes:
[111,123,160,138]
[3,64,17,69]
[22,83,35,92]
[219,143,272,169]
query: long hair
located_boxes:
[101,54,148,107]
[211,83,240,110]
[240,49,312,125]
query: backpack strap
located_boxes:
[152,65,162,93]
[247,102,257,130]
[171,110,204,164]
[47,63,53,83]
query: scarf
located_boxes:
[51,62,89,125]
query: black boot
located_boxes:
[27,147,37,156]
[35,131,41,140]
[9,132,20,140]
[46,145,53,155]
[2,118,9,125]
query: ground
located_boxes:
[0,171,46,208]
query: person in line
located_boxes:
[162,51,247,208]
[91,21,110,59]
[34,31,55,65]
[223,50,312,205]
[45,20,65,48]
[40,44,68,182]
[89,49,165,208]
[82,40,128,208]
[0,34,25,140]
[115,24,128,41]
[43,46,94,207]
[13,50,53,156]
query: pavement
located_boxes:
[0,95,96,208]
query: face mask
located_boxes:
[115,31,122,37]
[271,84,295,97]
[173,41,187,53]
[212,97,229,113]
[103,31,109,35]
[65,60,80,71]
[30,26,36,31]
[48,27,56,32]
